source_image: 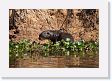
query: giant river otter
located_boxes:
[39,30,74,43]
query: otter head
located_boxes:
[39,30,53,40]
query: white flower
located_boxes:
[66,38,70,42]
[16,54,18,57]
[15,45,19,48]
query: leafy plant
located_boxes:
[9,39,99,66]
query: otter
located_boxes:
[39,30,74,44]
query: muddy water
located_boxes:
[10,55,99,68]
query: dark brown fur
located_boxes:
[39,30,74,43]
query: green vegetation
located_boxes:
[9,39,99,66]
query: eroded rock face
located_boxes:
[9,9,99,42]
